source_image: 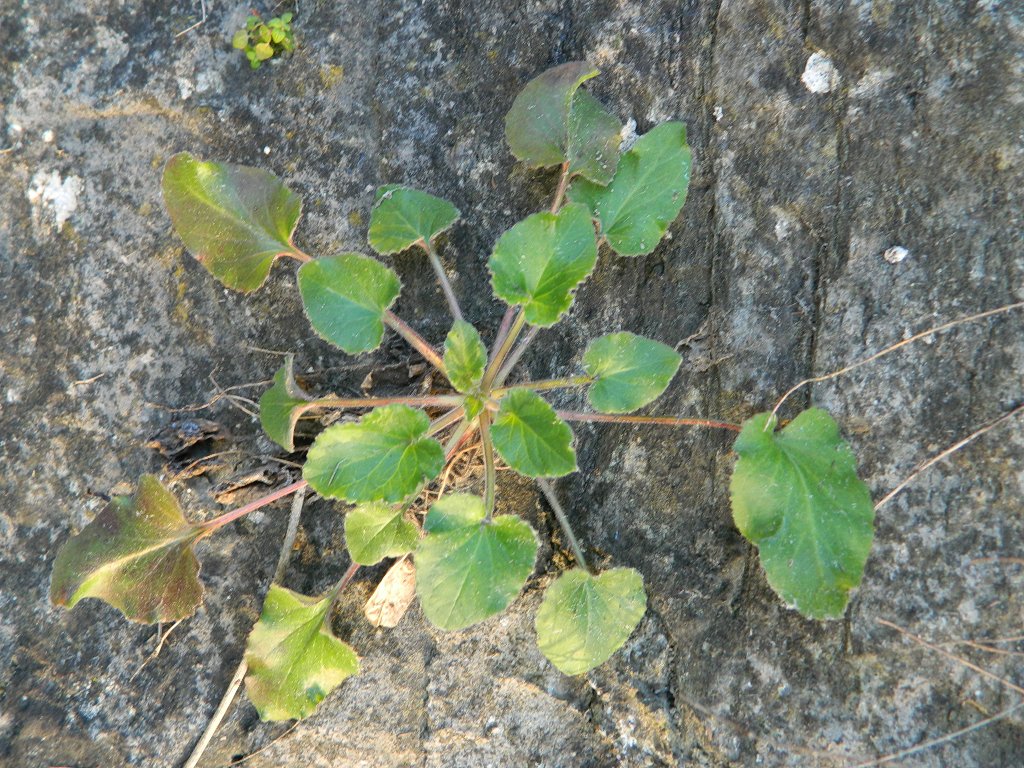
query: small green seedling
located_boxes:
[51,62,875,723]
[232,11,295,70]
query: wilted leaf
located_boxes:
[415,494,538,630]
[244,584,360,721]
[729,409,875,620]
[488,203,597,327]
[443,320,487,393]
[583,332,681,413]
[345,502,419,565]
[535,567,646,675]
[505,61,595,168]
[368,186,460,254]
[568,121,691,256]
[491,389,576,477]
[298,252,401,355]
[365,556,417,628]
[303,405,444,503]
[50,475,204,624]
[259,355,313,451]
[162,153,303,291]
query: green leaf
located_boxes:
[535,567,647,675]
[254,41,274,60]
[259,355,313,452]
[244,585,360,721]
[345,502,419,565]
[49,475,203,624]
[443,321,487,393]
[162,153,303,292]
[415,494,538,630]
[232,30,249,49]
[729,409,875,620]
[368,186,460,254]
[491,389,576,477]
[271,28,285,44]
[568,121,691,257]
[505,61,597,169]
[281,12,293,22]
[297,252,401,355]
[567,89,621,185]
[488,203,597,327]
[303,405,444,503]
[583,332,681,414]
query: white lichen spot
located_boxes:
[883,245,909,264]
[957,597,980,624]
[801,52,839,94]
[620,118,638,152]
[27,169,84,229]
[176,77,194,100]
[263,146,271,155]
[41,129,55,143]
[772,207,797,240]
[713,105,724,122]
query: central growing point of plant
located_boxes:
[50,61,875,723]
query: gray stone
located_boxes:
[1,1,1021,766]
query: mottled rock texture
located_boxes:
[1,1,1022,766]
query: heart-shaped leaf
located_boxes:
[50,475,204,624]
[583,332,682,414]
[345,502,419,565]
[303,405,444,503]
[162,153,303,292]
[298,253,401,355]
[567,89,621,185]
[443,320,487,393]
[244,584,360,721]
[368,186,460,254]
[488,203,597,327]
[729,409,875,620]
[535,566,647,675]
[259,355,314,452]
[415,494,538,630]
[491,389,577,477]
[568,121,691,257]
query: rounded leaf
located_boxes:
[298,253,401,355]
[259,355,313,452]
[505,61,597,168]
[162,153,304,292]
[729,409,875,619]
[567,89,621,185]
[488,203,597,327]
[368,186,460,254]
[303,405,444,503]
[244,585,360,721]
[415,495,539,630]
[491,389,577,477]
[568,121,691,257]
[535,567,647,675]
[345,502,419,565]
[583,332,681,413]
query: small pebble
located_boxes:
[42,129,55,143]
[883,245,909,264]
[802,52,839,94]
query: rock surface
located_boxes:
[1,1,1022,766]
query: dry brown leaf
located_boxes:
[364,557,416,628]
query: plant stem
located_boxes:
[199,479,308,533]
[325,561,361,626]
[479,411,496,520]
[535,478,590,573]
[550,161,571,213]
[311,394,463,411]
[556,410,742,432]
[443,420,473,459]
[427,406,466,437]
[421,239,464,322]
[286,243,313,263]
[494,325,540,387]
[494,375,592,396]
[490,306,518,362]
[482,311,526,390]
[383,310,447,374]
